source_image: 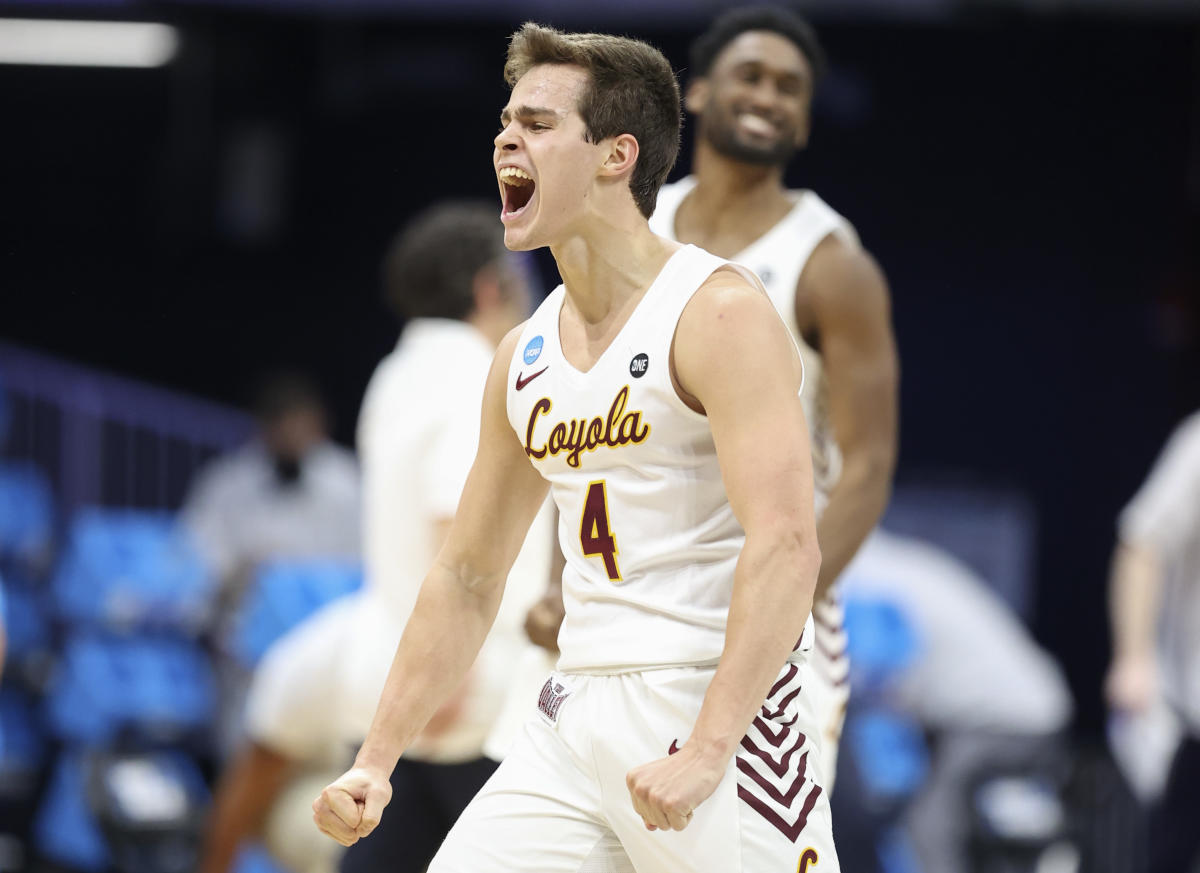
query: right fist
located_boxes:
[312,766,393,847]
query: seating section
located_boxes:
[51,509,214,633]
[229,558,363,667]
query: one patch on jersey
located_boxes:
[629,352,649,378]
[523,335,544,365]
[757,266,774,285]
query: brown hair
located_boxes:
[504,22,681,219]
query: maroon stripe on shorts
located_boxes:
[736,782,823,844]
[768,663,799,699]
[740,731,806,779]
[736,752,810,806]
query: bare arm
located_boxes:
[627,271,819,831]
[1104,539,1164,712]
[198,742,293,873]
[313,325,549,845]
[799,237,898,599]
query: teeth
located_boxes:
[499,167,533,186]
[738,114,776,136]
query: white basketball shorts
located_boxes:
[427,662,839,873]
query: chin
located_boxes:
[503,228,539,252]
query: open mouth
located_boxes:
[737,113,779,138]
[499,167,536,220]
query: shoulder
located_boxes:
[800,233,890,319]
[675,267,799,385]
[681,267,778,336]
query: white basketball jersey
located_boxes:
[506,244,814,674]
[651,176,860,516]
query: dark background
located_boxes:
[2,1,1198,737]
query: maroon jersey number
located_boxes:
[580,480,621,581]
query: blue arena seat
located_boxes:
[842,595,919,694]
[43,632,216,745]
[33,749,111,872]
[0,462,55,576]
[2,574,51,663]
[232,843,294,873]
[52,509,214,633]
[228,558,363,667]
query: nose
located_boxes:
[748,79,780,111]
[494,122,519,152]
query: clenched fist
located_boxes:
[312,766,393,846]
[625,741,727,832]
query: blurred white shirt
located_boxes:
[182,438,361,612]
[842,529,1073,735]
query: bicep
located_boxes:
[808,245,898,458]
[438,329,550,586]
[676,279,816,534]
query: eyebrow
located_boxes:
[499,105,565,126]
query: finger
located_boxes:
[664,805,691,832]
[324,785,364,829]
[312,802,360,846]
[357,783,392,836]
[635,791,672,832]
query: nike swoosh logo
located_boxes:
[515,366,549,390]
[668,739,680,755]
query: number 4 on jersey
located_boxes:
[580,480,621,581]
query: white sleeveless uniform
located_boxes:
[651,177,860,788]
[428,245,838,873]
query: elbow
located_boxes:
[842,443,896,509]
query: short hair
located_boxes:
[382,201,507,321]
[250,371,325,423]
[689,6,827,87]
[504,22,681,219]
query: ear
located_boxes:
[795,112,812,149]
[471,263,503,314]
[599,133,639,179]
[684,78,710,115]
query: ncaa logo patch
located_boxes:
[629,352,649,378]
[523,335,544,365]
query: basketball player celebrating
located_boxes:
[313,22,839,871]
[649,7,899,787]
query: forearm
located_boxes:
[690,529,820,760]
[198,742,292,873]
[1109,539,1163,661]
[354,563,503,773]
[814,452,892,599]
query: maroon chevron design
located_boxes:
[768,664,799,699]
[740,729,806,778]
[737,752,811,806]
[737,783,823,843]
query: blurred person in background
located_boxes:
[183,371,362,623]
[1105,409,1200,873]
[182,371,362,755]
[648,5,899,790]
[198,202,552,873]
[840,529,1073,873]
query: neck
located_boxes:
[550,206,679,325]
[688,139,791,219]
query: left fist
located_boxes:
[625,742,726,832]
